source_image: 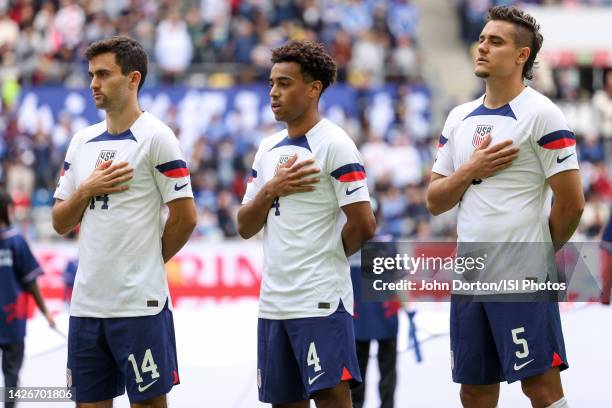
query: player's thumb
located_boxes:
[477,134,492,150]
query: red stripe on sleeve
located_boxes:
[338,171,366,182]
[542,138,576,150]
[163,168,190,178]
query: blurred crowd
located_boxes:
[0,0,609,243]
[0,0,420,86]
[458,0,612,46]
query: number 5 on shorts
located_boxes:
[127,349,160,383]
[511,327,530,359]
[307,342,322,372]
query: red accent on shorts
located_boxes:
[551,352,564,367]
[341,367,352,381]
[173,369,180,384]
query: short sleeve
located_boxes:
[152,130,194,203]
[328,137,371,207]
[12,235,43,285]
[54,137,78,200]
[242,147,265,204]
[532,105,579,179]
[431,113,455,177]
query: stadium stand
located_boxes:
[0,0,608,243]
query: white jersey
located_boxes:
[54,112,193,318]
[243,118,371,319]
[432,86,579,243]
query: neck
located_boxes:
[286,108,321,138]
[105,99,143,134]
[483,76,525,108]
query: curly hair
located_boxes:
[271,40,337,94]
[85,36,148,92]
[487,6,543,80]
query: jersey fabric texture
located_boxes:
[242,118,371,319]
[432,86,579,243]
[54,112,193,318]
[67,300,179,403]
[257,302,361,404]
[0,228,43,344]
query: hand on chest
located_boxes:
[76,142,145,183]
[454,119,527,162]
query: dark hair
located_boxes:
[0,188,13,226]
[85,36,148,92]
[487,6,543,80]
[271,40,337,95]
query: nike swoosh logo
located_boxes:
[308,371,325,385]
[174,182,189,191]
[556,153,574,163]
[513,358,534,371]
[346,186,364,195]
[138,379,158,392]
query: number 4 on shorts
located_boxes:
[307,342,322,372]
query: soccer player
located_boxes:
[426,6,584,408]
[52,37,196,408]
[237,41,376,408]
[0,188,55,408]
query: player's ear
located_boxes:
[129,71,142,90]
[516,46,530,66]
[309,80,323,99]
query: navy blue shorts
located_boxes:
[67,300,179,403]
[257,302,362,404]
[450,299,568,384]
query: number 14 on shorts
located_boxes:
[127,349,160,392]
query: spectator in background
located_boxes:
[155,8,193,83]
[0,11,18,51]
[349,30,388,86]
[339,0,372,36]
[391,35,418,78]
[593,70,612,147]
[388,0,420,41]
[579,133,605,163]
[53,0,85,52]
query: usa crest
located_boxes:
[96,150,117,167]
[274,154,291,175]
[473,125,492,148]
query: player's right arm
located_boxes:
[237,154,320,239]
[52,161,133,235]
[426,134,519,215]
